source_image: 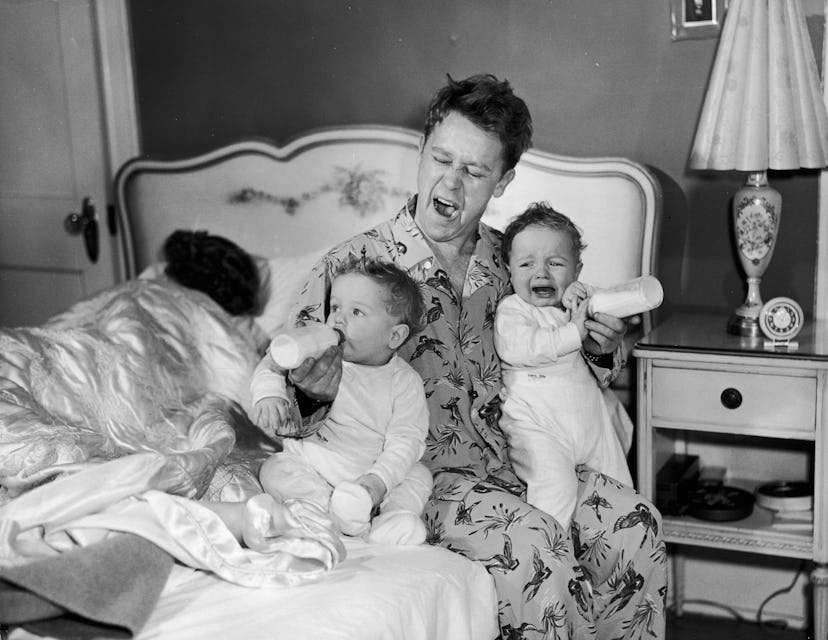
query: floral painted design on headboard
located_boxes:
[229,165,411,217]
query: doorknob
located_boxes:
[64,197,99,263]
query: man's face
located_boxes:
[416,111,514,248]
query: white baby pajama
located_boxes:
[494,294,633,529]
[252,353,432,543]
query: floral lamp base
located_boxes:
[727,172,781,337]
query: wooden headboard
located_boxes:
[115,125,662,333]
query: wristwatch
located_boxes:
[583,350,614,368]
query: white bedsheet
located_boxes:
[136,539,498,640]
[9,539,498,640]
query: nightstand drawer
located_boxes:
[651,366,817,433]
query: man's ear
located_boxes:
[388,323,410,350]
[492,168,515,198]
[575,261,583,279]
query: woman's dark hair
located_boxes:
[334,257,426,340]
[163,229,260,316]
[424,73,533,173]
[501,202,586,265]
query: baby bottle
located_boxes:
[587,276,663,318]
[269,324,345,369]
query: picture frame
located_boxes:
[670,0,728,41]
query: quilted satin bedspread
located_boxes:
[0,279,263,504]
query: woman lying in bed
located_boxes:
[0,230,266,504]
[0,230,350,608]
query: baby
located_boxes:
[250,257,432,545]
[494,202,633,528]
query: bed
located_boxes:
[1,125,661,640]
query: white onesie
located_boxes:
[250,353,432,524]
[493,294,632,528]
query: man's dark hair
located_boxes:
[424,73,533,173]
[335,257,426,340]
[163,229,260,316]
[501,202,586,265]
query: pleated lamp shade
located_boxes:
[689,0,828,171]
[689,0,828,337]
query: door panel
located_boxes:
[0,0,119,326]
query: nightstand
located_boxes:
[634,313,828,636]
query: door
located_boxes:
[0,0,135,327]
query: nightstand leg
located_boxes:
[812,563,828,640]
[672,548,685,617]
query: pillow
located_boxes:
[138,263,165,280]
[138,251,321,338]
[255,252,322,337]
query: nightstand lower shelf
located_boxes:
[663,515,813,559]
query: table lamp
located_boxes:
[689,0,828,336]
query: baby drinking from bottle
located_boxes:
[250,257,432,545]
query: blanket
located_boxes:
[0,532,173,638]
[0,279,347,638]
[0,279,263,503]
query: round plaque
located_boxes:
[758,297,804,342]
[687,484,755,522]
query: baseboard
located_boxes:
[671,599,806,631]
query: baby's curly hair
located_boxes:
[334,257,426,341]
[501,202,586,265]
[163,229,260,316]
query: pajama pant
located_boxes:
[424,466,666,640]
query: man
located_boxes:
[284,73,666,640]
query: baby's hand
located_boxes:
[562,281,590,311]
[570,297,589,341]
[252,397,291,434]
[356,473,388,508]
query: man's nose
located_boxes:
[441,165,463,189]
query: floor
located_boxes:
[667,611,809,640]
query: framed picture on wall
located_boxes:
[670,0,728,40]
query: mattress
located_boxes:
[9,539,499,640]
[144,540,497,640]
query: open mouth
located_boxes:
[531,286,556,298]
[433,196,459,218]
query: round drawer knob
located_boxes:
[720,387,742,410]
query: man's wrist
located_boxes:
[295,387,328,417]
[583,349,614,369]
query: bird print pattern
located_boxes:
[287,198,667,639]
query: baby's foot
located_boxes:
[330,481,372,537]
[241,493,347,565]
[368,510,426,546]
[241,493,293,551]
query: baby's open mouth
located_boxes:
[433,197,458,217]
[531,286,556,298]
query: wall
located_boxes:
[128,0,824,627]
[129,0,825,322]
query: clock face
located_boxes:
[759,297,804,341]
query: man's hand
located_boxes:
[583,311,628,356]
[288,344,344,403]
